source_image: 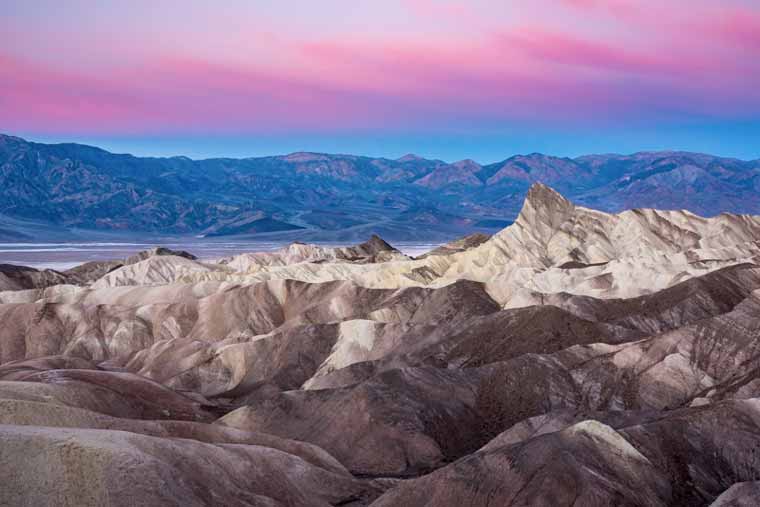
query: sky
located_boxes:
[2,0,760,162]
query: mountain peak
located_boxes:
[360,234,397,253]
[516,182,575,230]
[397,153,425,162]
[526,182,570,205]
[452,159,482,170]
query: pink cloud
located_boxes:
[2,0,759,137]
[499,25,753,79]
[297,26,757,113]
[0,52,441,134]
[560,0,760,52]
[0,55,160,132]
[501,29,671,75]
[711,6,760,50]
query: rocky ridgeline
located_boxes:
[1,184,760,506]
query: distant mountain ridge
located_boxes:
[1,134,758,240]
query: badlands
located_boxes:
[2,183,760,506]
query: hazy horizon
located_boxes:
[6,132,759,165]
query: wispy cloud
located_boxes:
[2,0,758,138]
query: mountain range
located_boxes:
[2,133,759,241]
[1,184,760,505]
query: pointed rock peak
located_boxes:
[525,182,569,204]
[359,234,397,253]
[516,183,575,229]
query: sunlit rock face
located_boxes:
[2,183,760,506]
